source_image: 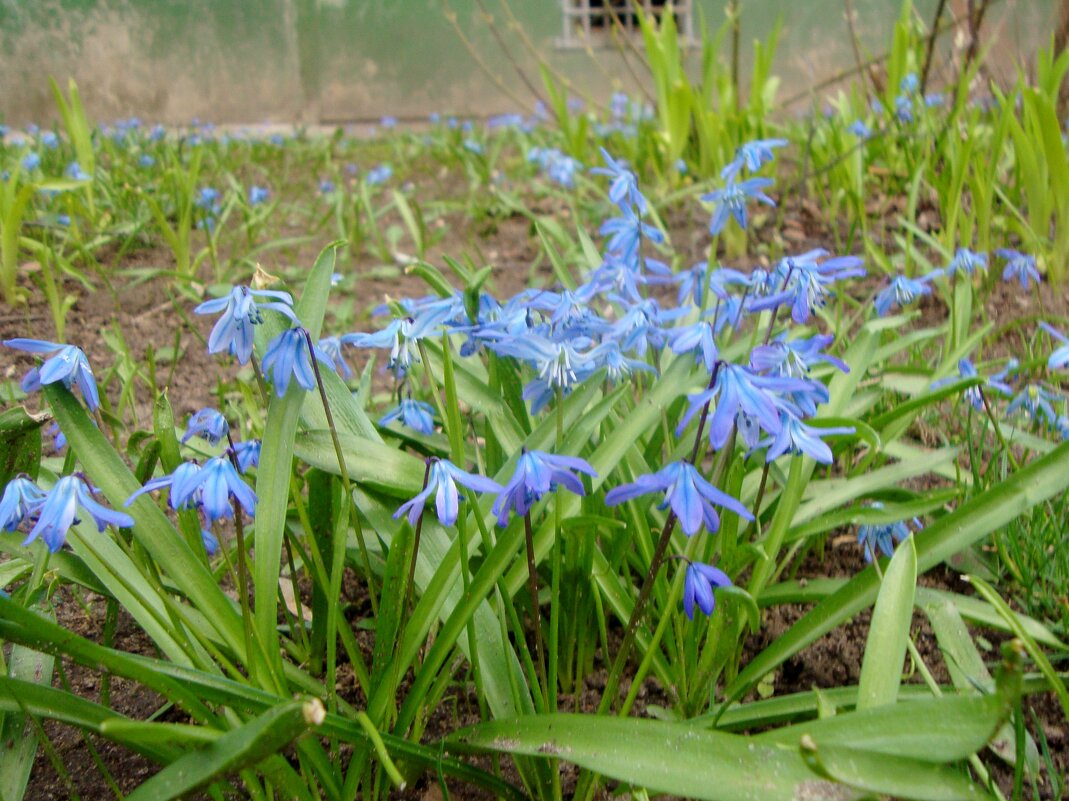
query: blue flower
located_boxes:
[585,341,657,382]
[191,456,258,523]
[317,336,353,380]
[677,364,809,450]
[318,179,335,195]
[848,119,872,139]
[488,332,592,392]
[139,154,155,168]
[605,461,751,536]
[41,131,59,149]
[248,185,270,205]
[945,248,987,278]
[261,327,336,397]
[0,477,47,532]
[933,358,1015,411]
[590,147,647,214]
[47,422,67,452]
[702,178,775,235]
[380,399,437,435]
[858,507,913,562]
[1041,323,1069,370]
[367,164,393,185]
[233,440,261,473]
[194,285,299,364]
[65,161,91,181]
[759,415,854,464]
[492,450,597,526]
[873,270,943,316]
[394,459,503,527]
[749,250,865,324]
[21,152,40,172]
[750,334,849,378]
[668,323,719,372]
[3,338,101,411]
[126,461,205,511]
[1007,384,1061,428]
[528,147,581,188]
[200,528,220,555]
[721,138,788,180]
[181,408,229,445]
[683,561,732,619]
[997,249,1040,290]
[599,206,664,267]
[26,475,134,552]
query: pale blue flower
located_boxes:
[599,206,664,267]
[394,458,503,527]
[703,178,775,235]
[721,138,788,180]
[677,364,809,450]
[945,248,987,278]
[3,338,101,411]
[492,450,597,526]
[759,415,854,464]
[874,270,943,316]
[997,249,1040,290]
[261,327,336,397]
[194,285,299,364]
[125,461,205,511]
[605,461,751,536]
[27,475,134,552]
[0,477,46,533]
[683,561,732,619]
[858,506,913,562]
[181,408,229,445]
[1041,322,1069,370]
[367,164,392,185]
[233,440,261,473]
[1007,384,1061,428]
[590,147,647,214]
[379,399,437,435]
[191,456,258,523]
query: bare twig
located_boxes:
[440,0,537,115]
[779,0,1007,108]
[473,0,549,113]
[843,0,872,95]
[961,0,993,81]
[920,0,949,94]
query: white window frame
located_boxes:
[557,0,694,48]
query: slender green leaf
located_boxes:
[858,537,917,709]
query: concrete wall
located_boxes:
[0,0,1056,126]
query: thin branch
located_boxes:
[440,0,537,116]
[843,0,872,95]
[779,0,1007,109]
[920,0,949,95]
[474,0,550,113]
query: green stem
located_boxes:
[303,329,378,615]
[523,512,548,707]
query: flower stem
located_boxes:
[402,460,433,624]
[303,330,378,615]
[523,512,548,707]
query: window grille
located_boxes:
[558,0,693,48]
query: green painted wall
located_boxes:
[0,0,1056,125]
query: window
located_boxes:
[558,0,693,48]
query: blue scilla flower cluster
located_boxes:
[527,147,582,188]
[125,407,260,555]
[327,142,871,615]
